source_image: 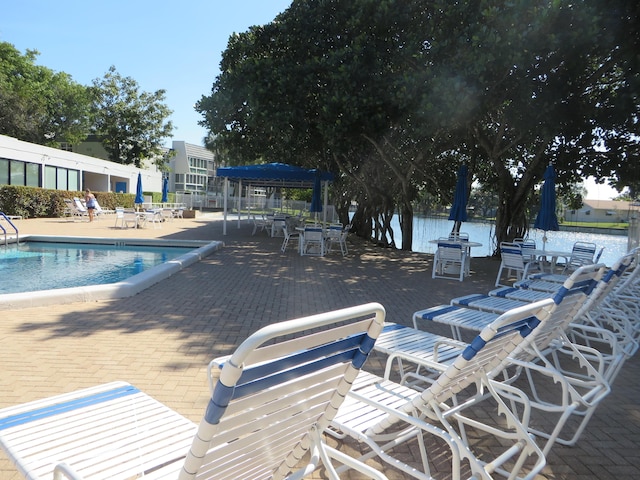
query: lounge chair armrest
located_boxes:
[383,350,447,381]
[433,339,466,363]
[309,425,390,480]
[54,462,84,480]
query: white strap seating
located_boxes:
[331,300,552,480]
[432,239,467,282]
[0,303,387,480]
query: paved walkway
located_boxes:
[1,213,639,479]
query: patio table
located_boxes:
[530,248,573,272]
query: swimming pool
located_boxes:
[0,235,223,308]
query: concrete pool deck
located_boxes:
[1,212,639,479]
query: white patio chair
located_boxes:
[114,207,138,229]
[562,241,597,273]
[432,239,467,282]
[330,300,552,480]
[280,225,300,253]
[495,242,541,287]
[325,224,348,256]
[300,226,325,256]
[251,213,267,235]
[144,209,164,229]
[0,303,388,480]
[271,216,287,237]
[447,231,469,241]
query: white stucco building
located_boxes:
[0,134,162,194]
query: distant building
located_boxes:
[564,198,639,223]
[69,136,219,200]
[0,134,162,194]
[167,141,217,194]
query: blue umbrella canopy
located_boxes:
[161,177,169,203]
[309,170,323,214]
[448,165,468,230]
[135,173,144,205]
[534,164,559,249]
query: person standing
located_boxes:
[84,188,96,222]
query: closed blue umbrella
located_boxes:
[448,164,468,233]
[534,164,559,251]
[135,173,144,206]
[310,170,322,224]
[161,177,169,203]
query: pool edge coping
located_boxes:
[0,235,224,309]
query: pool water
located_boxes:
[0,242,192,295]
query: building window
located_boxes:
[26,163,40,187]
[0,159,8,185]
[43,164,79,190]
[68,170,80,191]
[10,161,25,185]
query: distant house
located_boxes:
[564,199,640,223]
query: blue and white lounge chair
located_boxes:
[331,300,552,480]
[415,264,611,455]
[0,303,387,480]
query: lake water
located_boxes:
[388,216,630,267]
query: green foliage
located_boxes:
[0,42,92,146]
[197,0,640,250]
[0,186,137,218]
[90,66,174,168]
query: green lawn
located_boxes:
[560,221,628,229]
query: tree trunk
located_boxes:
[399,201,413,251]
[493,188,529,256]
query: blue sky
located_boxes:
[0,0,292,147]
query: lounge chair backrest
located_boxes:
[73,197,87,212]
[180,302,385,480]
[369,298,553,434]
[569,241,597,266]
[509,263,605,364]
[500,242,525,269]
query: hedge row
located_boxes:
[0,186,139,219]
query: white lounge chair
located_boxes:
[330,300,552,480]
[63,198,88,221]
[414,263,612,455]
[0,303,388,480]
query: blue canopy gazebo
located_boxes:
[216,163,334,235]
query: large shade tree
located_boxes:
[90,66,174,168]
[198,0,640,252]
[0,42,92,146]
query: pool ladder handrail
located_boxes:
[0,212,19,246]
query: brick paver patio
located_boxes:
[1,213,638,479]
